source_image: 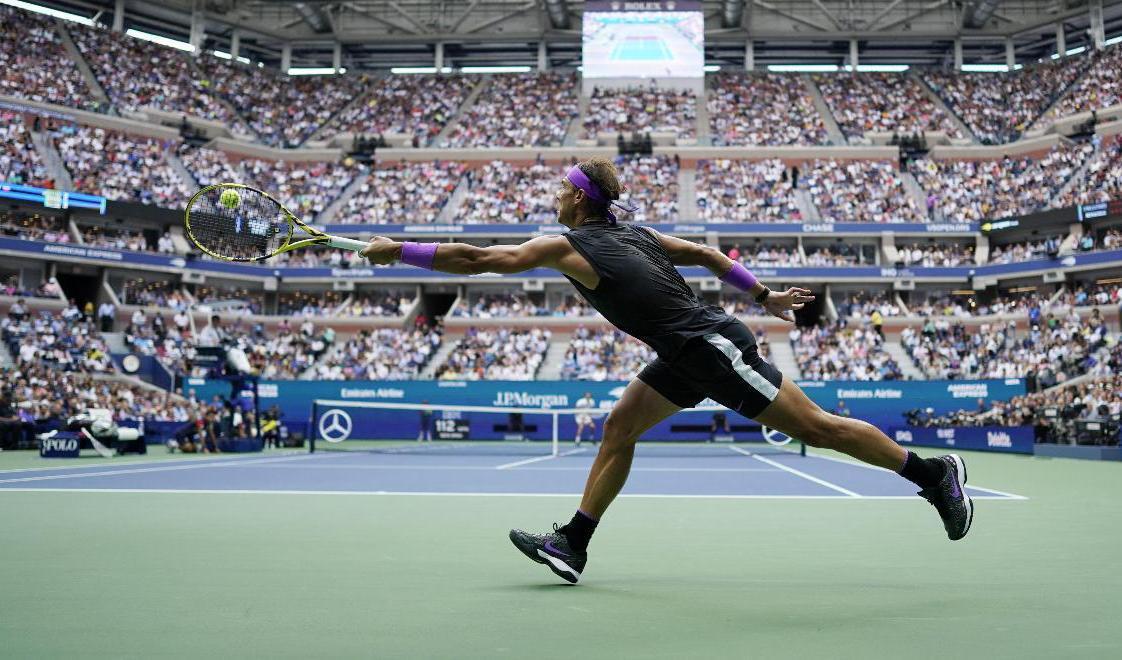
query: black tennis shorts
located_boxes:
[637,322,784,418]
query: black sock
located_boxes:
[898,451,947,489]
[559,510,598,554]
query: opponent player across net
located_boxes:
[360,158,974,584]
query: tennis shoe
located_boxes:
[918,454,973,541]
[509,525,587,584]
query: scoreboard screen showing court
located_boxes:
[582,1,704,79]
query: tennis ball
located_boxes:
[219,189,241,209]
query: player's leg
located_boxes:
[697,322,973,540]
[576,378,681,518]
[754,378,906,469]
[509,375,684,583]
[752,377,972,539]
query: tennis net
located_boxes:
[308,399,805,458]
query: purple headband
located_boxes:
[565,165,639,223]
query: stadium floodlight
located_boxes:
[703,65,721,72]
[288,67,346,75]
[1052,46,1087,59]
[391,67,453,74]
[126,28,195,52]
[845,64,910,72]
[1106,34,1122,46]
[961,64,1010,72]
[2,0,95,25]
[461,66,532,73]
[768,64,838,72]
[212,50,251,65]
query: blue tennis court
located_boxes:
[0,444,1025,499]
[611,37,672,62]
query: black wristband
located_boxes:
[754,287,771,304]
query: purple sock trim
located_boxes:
[720,262,759,292]
[897,450,912,473]
[577,508,599,524]
[400,242,438,270]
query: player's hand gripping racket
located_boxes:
[184,183,367,262]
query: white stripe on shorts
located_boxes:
[704,333,780,402]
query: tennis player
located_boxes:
[361,158,973,584]
[574,391,597,446]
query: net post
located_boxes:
[551,411,559,457]
[309,400,317,453]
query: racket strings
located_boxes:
[188,187,292,261]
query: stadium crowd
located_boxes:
[0,5,99,112]
[118,279,190,310]
[1040,44,1122,126]
[1056,135,1122,206]
[561,327,658,381]
[804,160,923,223]
[725,242,805,267]
[337,161,463,225]
[952,374,1121,444]
[790,322,904,380]
[3,306,113,373]
[988,237,1062,264]
[1,114,51,188]
[456,159,559,224]
[441,73,578,148]
[314,325,442,380]
[814,73,961,140]
[910,143,1094,222]
[0,211,71,243]
[897,242,976,267]
[0,366,199,451]
[922,59,1088,144]
[708,73,829,146]
[197,55,364,146]
[582,86,697,139]
[696,159,802,223]
[451,292,593,318]
[325,74,475,146]
[615,155,680,222]
[52,124,191,206]
[900,307,1113,380]
[436,327,552,380]
[71,23,244,128]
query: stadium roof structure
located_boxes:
[22,0,1122,70]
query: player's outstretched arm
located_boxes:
[647,228,815,322]
[361,236,597,283]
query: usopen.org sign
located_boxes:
[40,437,80,458]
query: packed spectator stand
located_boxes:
[814,72,961,140]
[708,73,830,146]
[441,73,579,148]
[582,86,697,139]
[436,327,552,380]
[562,327,658,381]
[0,5,99,112]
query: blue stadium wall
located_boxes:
[188,377,1027,448]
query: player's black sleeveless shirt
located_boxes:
[563,219,735,359]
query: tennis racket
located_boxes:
[183,183,368,262]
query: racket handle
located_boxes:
[326,236,369,252]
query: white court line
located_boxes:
[0,487,1025,499]
[495,448,585,470]
[0,450,306,475]
[222,463,778,473]
[0,453,326,485]
[729,446,862,497]
[802,449,1030,500]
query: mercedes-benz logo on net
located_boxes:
[318,409,353,443]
